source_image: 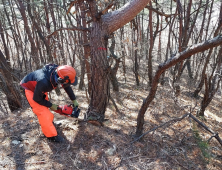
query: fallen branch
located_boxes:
[136,35,222,136]
[131,113,190,144]
[189,113,222,146]
[132,112,222,147]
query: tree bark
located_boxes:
[103,0,152,33]
[86,0,153,121]
[85,22,110,121]
[0,50,22,111]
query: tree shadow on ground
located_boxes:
[1,108,221,170]
[46,118,133,169]
[1,115,41,170]
[1,83,222,170]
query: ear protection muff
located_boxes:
[57,76,71,84]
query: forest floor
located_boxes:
[0,64,222,170]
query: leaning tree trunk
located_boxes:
[85,22,110,121]
[136,35,222,136]
[0,50,22,111]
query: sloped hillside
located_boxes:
[0,68,222,170]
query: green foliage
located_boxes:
[198,115,207,122]
[192,123,211,163]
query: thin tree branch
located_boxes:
[145,5,175,18]
[47,27,90,38]
[101,1,115,15]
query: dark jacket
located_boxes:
[20,64,76,107]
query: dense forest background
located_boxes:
[0,0,222,169]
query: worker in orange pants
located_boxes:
[25,89,57,137]
[20,64,79,143]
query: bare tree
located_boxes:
[16,0,40,69]
[197,47,222,116]
[136,35,222,136]
[27,0,53,62]
[193,1,222,97]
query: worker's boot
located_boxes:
[47,135,64,143]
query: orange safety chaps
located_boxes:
[25,89,57,137]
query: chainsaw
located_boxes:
[55,104,80,118]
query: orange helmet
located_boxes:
[56,65,76,84]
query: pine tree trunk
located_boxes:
[85,22,110,121]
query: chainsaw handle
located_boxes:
[54,106,63,114]
[71,106,80,118]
